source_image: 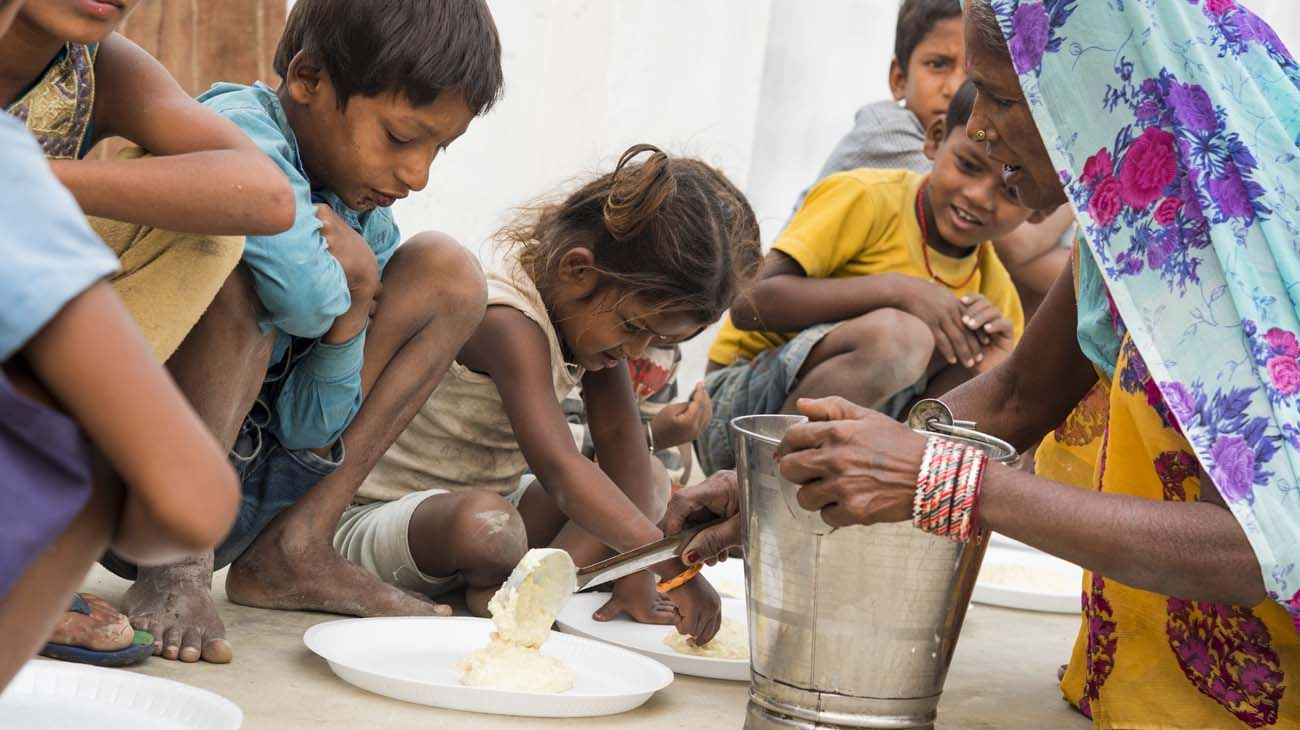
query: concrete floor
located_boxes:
[75,566,1090,729]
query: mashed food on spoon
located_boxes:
[455,548,578,693]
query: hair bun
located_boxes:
[603,144,677,240]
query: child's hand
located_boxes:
[317,204,380,343]
[896,277,985,368]
[665,575,722,645]
[960,294,1014,351]
[593,572,677,625]
[650,383,713,449]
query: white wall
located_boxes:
[378,0,1300,393]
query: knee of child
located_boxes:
[452,491,528,573]
[399,231,487,324]
[855,308,934,369]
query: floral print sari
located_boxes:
[984,0,1300,725]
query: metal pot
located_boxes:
[733,404,1017,729]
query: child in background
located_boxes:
[1,0,295,663]
[0,49,238,687]
[563,346,712,486]
[791,0,1071,317]
[100,0,502,665]
[790,0,965,215]
[343,145,762,644]
[698,82,1030,475]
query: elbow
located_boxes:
[167,462,240,551]
[258,177,296,235]
[728,299,763,331]
[245,168,296,235]
[125,463,241,563]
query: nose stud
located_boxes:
[973,129,987,142]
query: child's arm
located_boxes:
[48,33,294,235]
[731,250,985,368]
[265,205,384,451]
[650,383,711,449]
[580,361,723,643]
[16,282,240,565]
[582,363,661,518]
[459,308,663,553]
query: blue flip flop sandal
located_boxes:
[38,593,154,667]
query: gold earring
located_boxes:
[973,129,987,141]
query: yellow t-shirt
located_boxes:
[708,168,1024,365]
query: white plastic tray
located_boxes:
[0,659,242,730]
[556,593,750,681]
[303,616,672,718]
[973,537,1083,614]
[701,558,746,600]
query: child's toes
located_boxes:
[179,628,204,663]
[160,626,184,660]
[592,595,624,622]
[202,637,233,664]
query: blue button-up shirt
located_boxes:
[198,82,401,451]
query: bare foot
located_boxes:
[593,572,676,624]
[225,518,452,618]
[123,554,232,664]
[47,593,134,650]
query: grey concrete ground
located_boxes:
[75,566,1090,729]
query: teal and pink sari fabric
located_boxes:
[990,0,1300,624]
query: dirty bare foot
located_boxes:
[47,593,134,651]
[226,519,452,618]
[593,572,676,624]
[124,554,232,664]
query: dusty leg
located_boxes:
[405,491,528,617]
[0,457,122,688]
[121,265,272,664]
[782,308,934,413]
[226,233,486,617]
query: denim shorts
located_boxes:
[695,322,925,476]
[102,349,343,578]
[209,413,343,570]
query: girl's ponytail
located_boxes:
[603,144,677,241]
[504,143,761,324]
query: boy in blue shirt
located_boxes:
[106,0,502,665]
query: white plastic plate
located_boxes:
[0,659,242,730]
[303,616,672,718]
[701,558,746,600]
[556,593,750,681]
[973,537,1083,614]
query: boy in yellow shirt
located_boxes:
[698,81,1033,474]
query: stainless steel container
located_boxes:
[733,408,1017,730]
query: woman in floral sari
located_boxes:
[762,0,1300,726]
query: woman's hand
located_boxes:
[776,397,927,528]
[661,471,742,566]
[650,383,713,448]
